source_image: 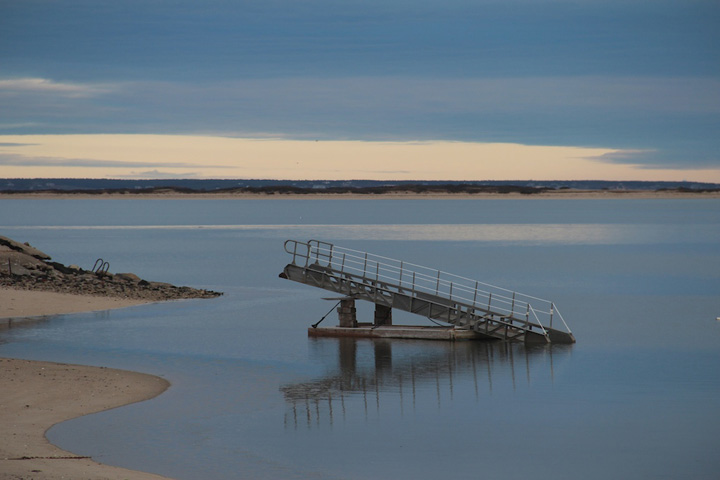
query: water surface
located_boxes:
[1,198,718,479]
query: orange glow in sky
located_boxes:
[1,134,718,182]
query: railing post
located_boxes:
[363,253,368,277]
[449,282,453,301]
[435,271,440,295]
[473,281,478,307]
[550,303,554,328]
[373,261,378,301]
[511,292,516,317]
[487,293,492,311]
[370,260,379,302]
[375,261,380,283]
[341,253,346,273]
[525,303,530,327]
[399,261,403,287]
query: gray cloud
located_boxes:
[1,0,717,178]
[0,78,114,98]
[113,170,204,179]
[3,74,718,170]
[0,153,231,170]
[0,123,43,130]
[122,76,719,116]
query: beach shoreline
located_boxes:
[0,288,150,324]
[0,357,173,480]
[0,289,175,480]
[0,232,197,480]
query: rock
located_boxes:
[47,261,77,275]
[0,235,222,301]
[116,273,141,283]
[7,264,33,276]
[0,236,51,260]
[0,251,48,272]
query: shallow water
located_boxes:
[1,198,719,479]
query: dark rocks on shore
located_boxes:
[0,236,223,301]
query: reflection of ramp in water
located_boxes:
[281,338,571,429]
[280,239,575,344]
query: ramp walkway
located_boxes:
[280,239,575,345]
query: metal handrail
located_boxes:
[92,258,110,274]
[284,239,572,334]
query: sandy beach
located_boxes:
[0,234,196,480]
[0,356,172,480]
[0,288,147,324]
[0,287,176,480]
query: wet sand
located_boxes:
[0,357,172,480]
[0,288,148,323]
[0,290,175,479]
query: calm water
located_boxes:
[1,198,719,479]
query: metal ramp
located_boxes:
[280,239,575,345]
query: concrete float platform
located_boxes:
[308,324,487,341]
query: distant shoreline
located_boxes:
[1,189,719,200]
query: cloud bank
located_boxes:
[1,0,717,179]
[1,134,717,182]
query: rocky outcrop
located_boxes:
[0,236,222,301]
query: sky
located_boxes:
[1,0,718,181]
